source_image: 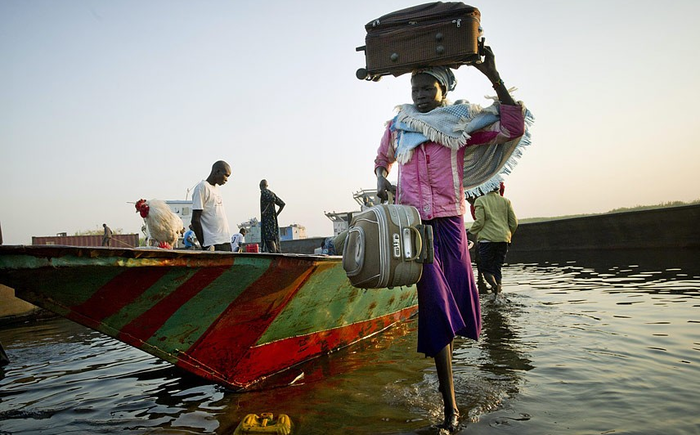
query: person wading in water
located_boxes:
[373,46,528,431]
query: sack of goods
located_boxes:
[342,204,434,289]
[356,2,483,81]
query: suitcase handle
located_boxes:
[404,226,422,262]
[416,224,434,264]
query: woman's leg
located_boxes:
[435,342,459,431]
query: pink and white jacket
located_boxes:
[374,104,525,221]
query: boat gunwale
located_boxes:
[0,245,342,268]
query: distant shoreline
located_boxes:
[507,203,700,254]
[514,199,700,225]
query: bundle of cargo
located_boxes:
[356,2,484,81]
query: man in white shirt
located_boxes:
[191,160,232,251]
[230,228,246,252]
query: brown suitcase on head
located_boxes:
[356,2,483,81]
[342,204,434,289]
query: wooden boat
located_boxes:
[0,245,418,390]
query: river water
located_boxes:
[1,250,699,434]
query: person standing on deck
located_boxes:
[191,161,232,251]
[102,224,113,247]
[259,179,285,253]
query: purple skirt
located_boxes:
[416,216,481,357]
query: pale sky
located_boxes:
[2,0,699,245]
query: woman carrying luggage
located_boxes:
[374,46,530,432]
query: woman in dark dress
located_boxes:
[259,179,285,253]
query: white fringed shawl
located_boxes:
[391,100,534,197]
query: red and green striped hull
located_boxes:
[0,245,418,390]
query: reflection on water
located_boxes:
[1,250,699,434]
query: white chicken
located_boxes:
[135,198,184,249]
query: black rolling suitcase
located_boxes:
[342,204,434,289]
[356,2,483,81]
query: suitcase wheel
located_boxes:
[356,68,368,80]
[356,68,382,82]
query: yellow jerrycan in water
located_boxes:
[233,412,292,435]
